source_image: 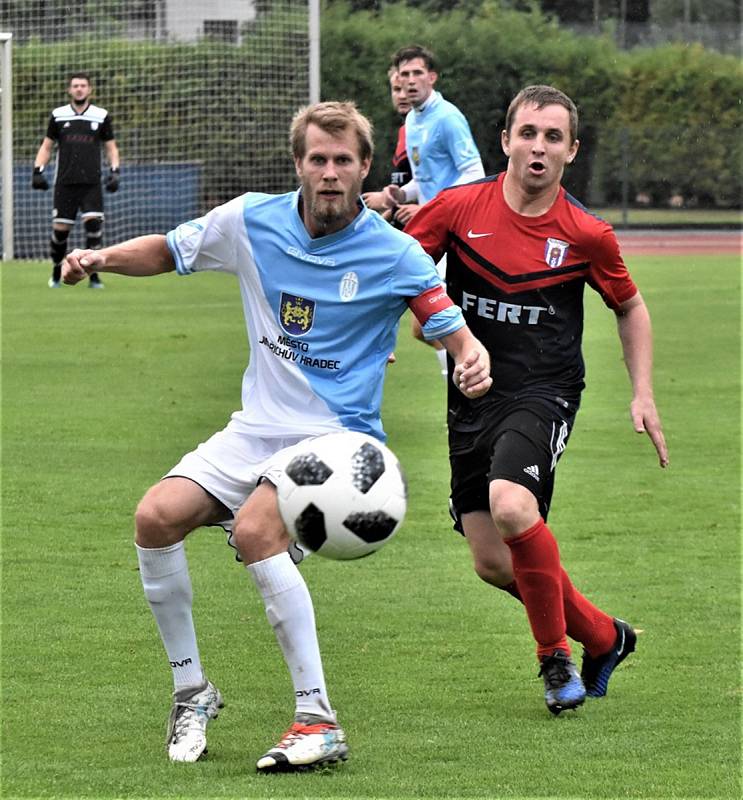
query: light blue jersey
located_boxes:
[405,91,482,205]
[166,190,464,441]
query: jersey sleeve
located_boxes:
[586,226,638,309]
[99,114,115,141]
[442,113,481,173]
[166,197,241,276]
[403,191,453,264]
[46,115,57,140]
[392,239,464,341]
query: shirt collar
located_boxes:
[414,90,441,115]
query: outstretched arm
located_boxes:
[63,235,175,284]
[615,292,669,467]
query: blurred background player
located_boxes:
[362,67,418,226]
[383,44,484,212]
[383,44,485,376]
[62,101,491,771]
[32,72,120,289]
[405,85,668,714]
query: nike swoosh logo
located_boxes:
[467,230,493,239]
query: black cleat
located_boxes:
[581,618,637,698]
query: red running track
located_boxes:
[616,230,741,256]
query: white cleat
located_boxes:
[166,679,224,763]
[256,717,348,773]
[48,278,61,288]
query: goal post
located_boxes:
[2,0,319,261]
[1,32,12,260]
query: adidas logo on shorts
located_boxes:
[523,464,540,481]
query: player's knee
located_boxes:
[489,481,535,538]
[134,490,183,547]
[232,488,289,563]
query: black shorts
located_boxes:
[52,183,103,225]
[449,398,577,529]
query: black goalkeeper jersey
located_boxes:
[46,103,115,185]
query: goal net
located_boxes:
[2,0,316,259]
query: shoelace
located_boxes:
[538,655,572,688]
[172,702,208,741]
[275,722,334,750]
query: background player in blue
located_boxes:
[382,45,486,375]
[382,44,484,211]
[32,72,120,289]
[62,102,491,772]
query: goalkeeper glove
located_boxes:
[32,166,49,191]
[104,167,120,193]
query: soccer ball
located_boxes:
[276,431,407,560]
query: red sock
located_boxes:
[500,573,615,657]
[505,519,569,658]
[561,570,616,657]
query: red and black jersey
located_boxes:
[390,124,412,187]
[404,172,638,422]
[46,102,115,185]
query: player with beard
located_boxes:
[405,85,668,714]
[32,72,120,288]
[62,101,492,771]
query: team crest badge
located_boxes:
[339,271,358,302]
[280,292,315,336]
[545,238,570,268]
[91,122,99,131]
[411,146,420,166]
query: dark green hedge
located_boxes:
[322,1,741,207]
[599,43,742,206]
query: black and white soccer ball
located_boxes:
[277,431,407,560]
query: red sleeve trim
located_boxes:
[407,284,453,324]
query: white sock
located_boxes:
[436,347,448,378]
[247,552,334,721]
[136,541,204,689]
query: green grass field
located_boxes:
[592,208,741,226]
[2,253,740,799]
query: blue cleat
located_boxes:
[539,650,586,715]
[581,618,637,698]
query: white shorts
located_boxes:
[164,419,322,563]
